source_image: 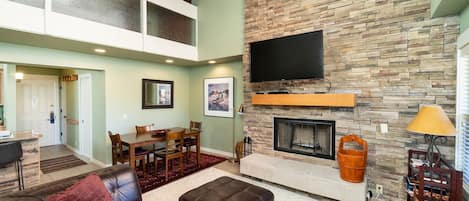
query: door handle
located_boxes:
[49,111,55,124]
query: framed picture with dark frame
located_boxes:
[204,77,234,118]
[142,79,174,109]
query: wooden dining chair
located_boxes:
[154,129,185,181]
[108,131,148,174]
[183,121,201,163]
[136,124,165,162]
[136,124,154,136]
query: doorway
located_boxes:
[78,74,92,158]
[16,74,60,146]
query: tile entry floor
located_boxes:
[39,145,101,184]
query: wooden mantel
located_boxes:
[251,93,356,107]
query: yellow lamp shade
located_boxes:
[407,105,456,136]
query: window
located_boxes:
[456,50,469,190]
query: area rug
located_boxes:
[40,155,87,174]
[136,152,226,193]
[142,167,317,201]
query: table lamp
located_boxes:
[407,105,456,167]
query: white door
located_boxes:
[17,74,59,147]
[79,74,92,158]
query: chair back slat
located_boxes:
[136,124,154,136]
[165,130,184,152]
[108,131,124,160]
[189,121,201,131]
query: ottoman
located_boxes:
[179,176,274,201]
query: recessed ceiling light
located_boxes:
[94,48,106,53]
[208,60,216,64]
[165,59,174,63]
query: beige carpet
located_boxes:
[142,167,317,201]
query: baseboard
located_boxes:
[63,144,111,168]
[90,158,111,168]
[201,147,233,158]
[64,143,80,154]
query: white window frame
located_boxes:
[456,43,469,195]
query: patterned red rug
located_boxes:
[135,152,226,193]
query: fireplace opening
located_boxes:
[274,117,335,160]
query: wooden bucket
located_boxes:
[337,134,368,183]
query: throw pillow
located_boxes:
[46,173,113,201]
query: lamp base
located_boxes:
[424,134,447,167]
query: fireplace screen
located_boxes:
[274,118,335,160]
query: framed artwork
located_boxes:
[204,77,234,118]
[142,79,174,109]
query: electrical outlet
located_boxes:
[376,184,384,194]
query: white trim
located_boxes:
[141,0,147,41]
[47,12,143,51]
[90,158,111,168]
[201,147,232,158]
[64,144,111,168]
[64,143,80,155]
[78,73,93,159]
[147,0,197,20]
[44,0,51,34]
[456,50,465,171]
[143,35,198,61]
[0,1,45,34]
[60,80,67,145]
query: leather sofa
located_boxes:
[1,165,142,201]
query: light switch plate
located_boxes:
[380,123,388,134]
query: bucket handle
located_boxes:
[338,134,368,156]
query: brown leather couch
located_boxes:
[1,165,142,201]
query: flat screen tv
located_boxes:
[249,30,324,83]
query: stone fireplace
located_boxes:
[274,117,335,160]
[243,0,458,199]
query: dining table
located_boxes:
[120,127,201,170]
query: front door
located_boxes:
[17,74,59,147]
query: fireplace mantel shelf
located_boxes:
[251,93,356,107]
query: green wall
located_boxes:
[430,0,469,32]
[431,0,468,18]
[0,42,190,165]
[61,69,106,163]
[62,69,79,149]
[197,0,244,60]
[2,64,16,130]
[431,0,441,17]
[461,5,469,33]
[189,61,244,154]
